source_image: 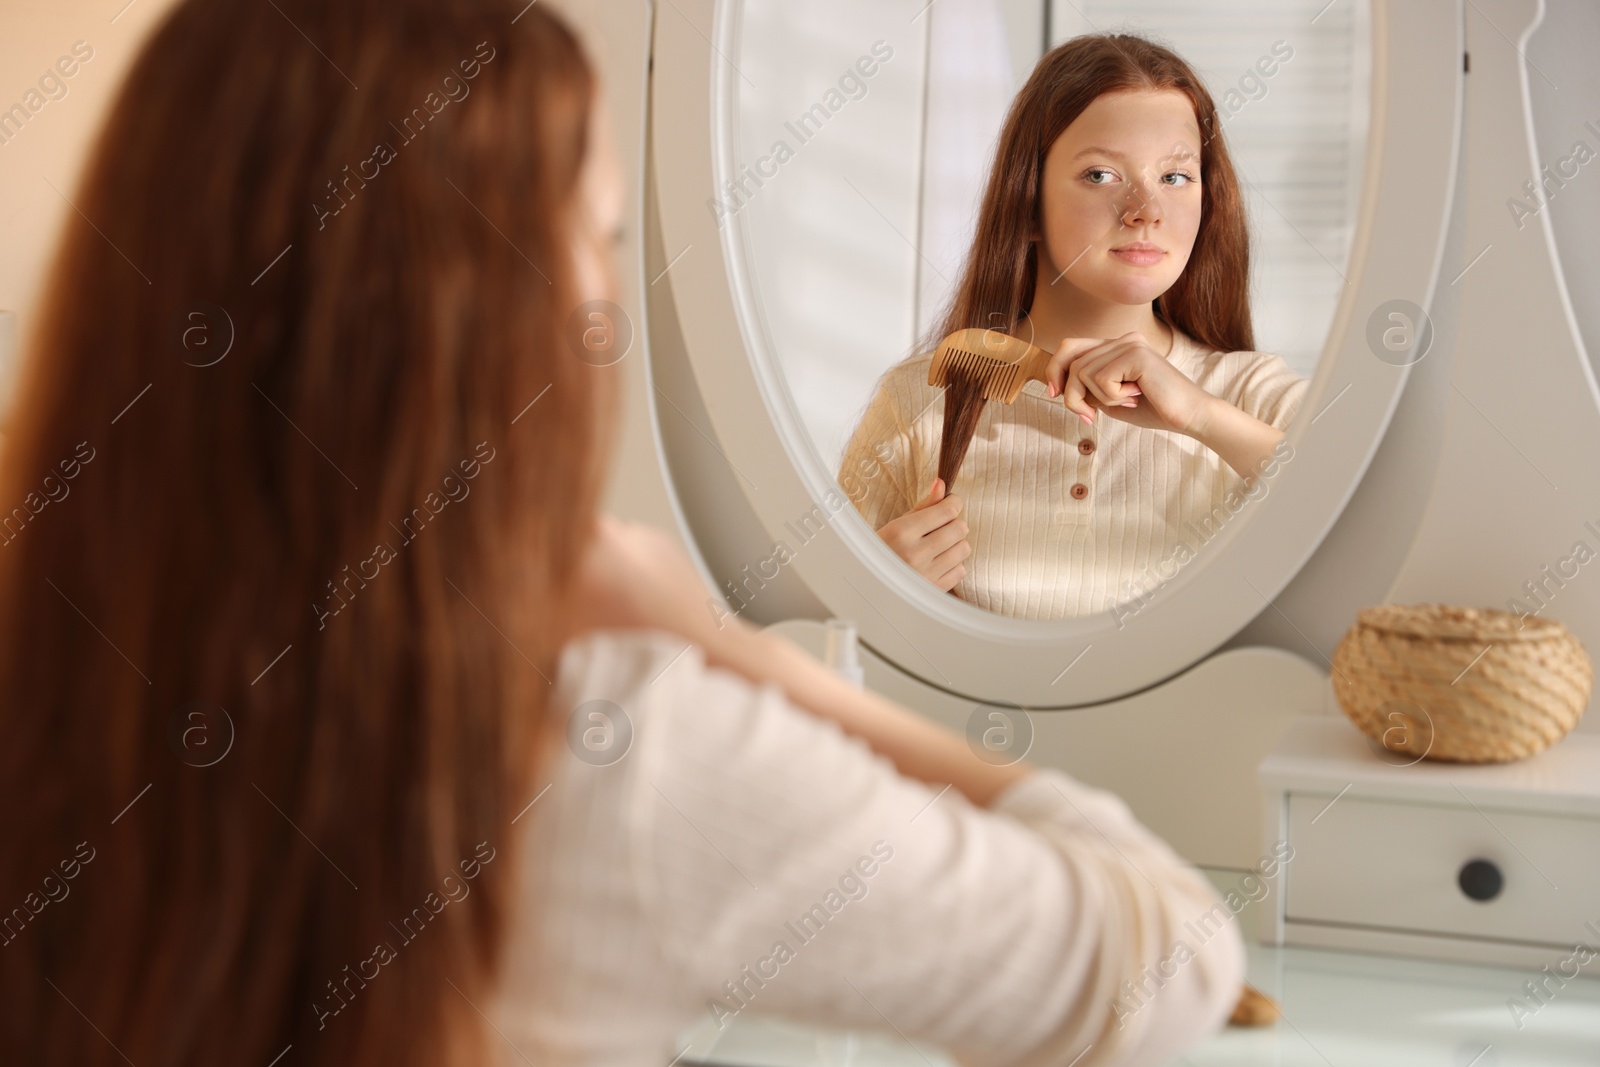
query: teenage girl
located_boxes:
[0,6,1247,1066]
[841,33,1307,621]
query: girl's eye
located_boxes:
[1083,168,1197,187]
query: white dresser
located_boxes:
[1257,715,1600,973]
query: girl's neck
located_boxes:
[1019,298,1174,359]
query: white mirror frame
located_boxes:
[648,0,1462,707]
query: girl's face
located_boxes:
[1033,89,1203,310]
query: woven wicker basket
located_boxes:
[1330,603,1592,763]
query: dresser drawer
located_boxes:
[1285,792,1600,948]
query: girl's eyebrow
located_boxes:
[1070,144,1127,161]
[1071,144,1199,163]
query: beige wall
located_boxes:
[0,0,182,422]
[0,0,673,533]
[544,0,683,533]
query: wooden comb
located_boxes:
[927,328,1053,492]
[927,328,1053,402]
[1229,983,1281,1027]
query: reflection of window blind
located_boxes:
[915,0,1019,347]
[1047,0,1371,376]
[734,1,932,474]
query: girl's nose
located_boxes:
[1121,182,1162,226]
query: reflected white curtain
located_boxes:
[914,0,1024,345]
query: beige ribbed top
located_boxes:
[490,628,1246,1067]
[837,327,1309,620]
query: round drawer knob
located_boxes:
[1457,858,1503,902]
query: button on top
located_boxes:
[1077,438,1096,455]
[1070,482,1088,500]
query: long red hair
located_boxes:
[925,32,1255,356]
[0,1,612,1064]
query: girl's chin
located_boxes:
[1041,268,1171,308]
[1084,281,1171,307]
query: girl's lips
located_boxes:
[1110,247,1164,266]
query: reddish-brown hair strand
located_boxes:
[0,2,612,1065]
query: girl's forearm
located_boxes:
[703,624,1033,808]
[1190,395,1284,482]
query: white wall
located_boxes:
[1223,0,1600,713]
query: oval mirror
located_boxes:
[648,0,1459,705]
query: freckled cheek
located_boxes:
[1172,204,1204,253]
[1045,196,1125,253]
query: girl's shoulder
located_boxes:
[882,348,938,386]
[864,350,941,418]
[1174,329,1303,383]
[1174,329,1310,428]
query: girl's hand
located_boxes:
[876,477,970,593]
[1043,331,1216,436]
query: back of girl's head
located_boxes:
[0,1,611,1064]
[929,32,1254,356]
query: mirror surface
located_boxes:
[726,0,1371,622]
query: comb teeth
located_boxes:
[928,329,1037,403]
[934,345,1024,400]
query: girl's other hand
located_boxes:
[1044,331,1215,436]
[876,477,971,593]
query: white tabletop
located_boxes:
[675,866,1600,1066]
[1258,716,1600,816]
